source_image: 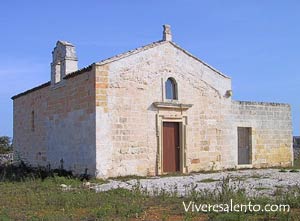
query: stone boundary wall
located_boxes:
[294,148,300,160]
[293,136,300,148]
[232,101,293,167]
[0,152,13,165]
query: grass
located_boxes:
[228,175,248,182]
[248,174,263,179]
[110,175,147,182]
[254,187,271,191]
[279,168,288,173]
[1,175,300,220]
[1,162,300,220]
[198,178,219,183]
[0,178,145,220]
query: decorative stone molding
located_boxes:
[155,114,188,175]
[153,102,193,110]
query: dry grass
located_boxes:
[0,162,300,220]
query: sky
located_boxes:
[0,0,299,137]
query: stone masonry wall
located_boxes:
[13,40,293,178]
[13,67,96,175]
[95,42,234,178]
[232,101,293,167]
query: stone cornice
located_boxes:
[153,102,193,110]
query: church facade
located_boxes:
[12,25,293,178]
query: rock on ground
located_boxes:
[89,169,300,197]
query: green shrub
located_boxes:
[0,136,12,154]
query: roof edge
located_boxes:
[63,64,94,80]
[11,81,51,100]
[11,64,94,100]
[95,40,165,66]
[95,40,230,79]
[11,39,231,100]
[169,41,229,79]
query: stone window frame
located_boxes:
[162,77,179,102]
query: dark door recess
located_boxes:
[238,127,252,164]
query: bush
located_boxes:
[0,136,12,154]
[0,161,74,182]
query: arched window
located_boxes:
[165,78,177,100]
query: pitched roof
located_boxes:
[95,40,229,79]
[12,39,229,100]
[169,41,229,78]
[95,40,165,66]
[11,81,51,100]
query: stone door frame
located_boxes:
[156,114,188,175]
[153,102,192,175]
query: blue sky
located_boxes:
[0,0,299,137]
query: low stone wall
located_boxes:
[294,148,300,160]
[232,101,293,167]
[0,152,13,165]
[293,136,300,148]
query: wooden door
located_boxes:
[163,122,180,172]
[238,127,251,164]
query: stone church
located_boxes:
[12,25,293,178]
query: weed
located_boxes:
[279,168,288,173]
[198,178,219,183]
[255,187,270,191]
[248,174,263,179]
[1,164,300,219]
[110,175,146,181]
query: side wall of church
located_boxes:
[13,67,96,175]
